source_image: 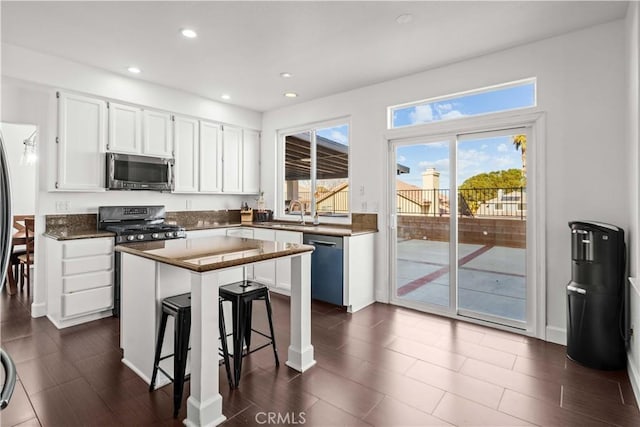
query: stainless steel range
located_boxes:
[98,205,186,316]
[98,205,185,244]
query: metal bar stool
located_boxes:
[219,280,279,387]
[149,293,233,418]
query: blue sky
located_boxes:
[317,124,349,146]
[394,82,533,188]
[397,136,523,189]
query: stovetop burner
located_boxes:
[98,206,186,244]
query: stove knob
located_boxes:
[137,234,145,240]
[152,233,160,239]
[127,235,135,241]
[165,232,175,238]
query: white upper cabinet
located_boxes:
[242,129,260,194]
[108,104,172,158]
[56,92,107,191]
[222,125,243,193]
[173,116,200,192]
[143,110,173,158]
[199,121,223,193]
[107,102,142,154]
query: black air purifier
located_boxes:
[566,221,626,370]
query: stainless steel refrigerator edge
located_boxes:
[0,132,18,409]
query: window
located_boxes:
[282,122,350,219]
[389,79,536,129]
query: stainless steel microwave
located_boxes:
[106,153,174,191]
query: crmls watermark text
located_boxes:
[255,411,307,425]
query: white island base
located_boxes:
[119,241,315,427]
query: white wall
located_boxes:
[262,20,628,341]
[625,1,640,406]
[1,43,264,316]
[0,123,36,215]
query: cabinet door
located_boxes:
[252,228,276,287]
[222,126,243,193]
[199,121,222,192]
[242,129,260,194]
[108,102,142,154]
[173,116,199,192]
[57,92,107,190]
[143,110,173,157]
[275,230,303,292]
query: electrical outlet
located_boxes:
[55,201,69,212]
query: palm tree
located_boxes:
[513,134,527,182]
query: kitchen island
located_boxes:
[116,236,315,426]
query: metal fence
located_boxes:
[286,187,526,219]
[396,187,526,219]
[285,190,350,214]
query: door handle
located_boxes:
[0,349,16,410]
[567,285,586,295]
[308,240,337,247]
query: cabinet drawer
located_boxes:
[63,255,112,276]
[63,238,113,259]
[63,270,113,293]
[226,228,254,238]
[62,286,113,318]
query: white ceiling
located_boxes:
[0,1,628,112]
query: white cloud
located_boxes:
[330,130,348,144]
[440,110,464,120]
[481,144,488,149]
[409,104,434,124]
[435,103,454,113]
[497,143,508,152]
[418,158,449,171]
[397,155,407,162]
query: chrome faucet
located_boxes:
[288,199,305,225]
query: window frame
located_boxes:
[388,78,537,129]
[276,117,352,224]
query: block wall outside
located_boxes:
[397,215,526,248]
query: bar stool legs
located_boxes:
[219,281,279,388]
[172,306,190,418]
[219,299,234,389]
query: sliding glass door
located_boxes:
[392,128,530,329]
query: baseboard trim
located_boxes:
[30,301,47,318]
[546,325,566,345]
[628,354,640,407]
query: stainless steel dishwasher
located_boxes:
[303,233,344,306]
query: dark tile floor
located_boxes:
[1,289,639,426]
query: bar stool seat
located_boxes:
[219,280,279,387]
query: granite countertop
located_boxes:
[44,212,378,240]
[43,229,115,240]
[116,235,314,273]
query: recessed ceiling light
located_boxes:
[181,28,197,38]
[396,13,413,24]
[221,94,231,100]
[280,72,293,78]
[127,66,141,74]
[284,92,298,98]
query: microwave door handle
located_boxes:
[167,161,173,188]
[109,154,115,182]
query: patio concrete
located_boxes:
[396,239,526,321]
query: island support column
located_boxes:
[185,270,226,427]
[286,252,316,372]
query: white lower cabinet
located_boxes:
[252,228,276,287]
[247,228,301,295]
[47,237,114,328]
